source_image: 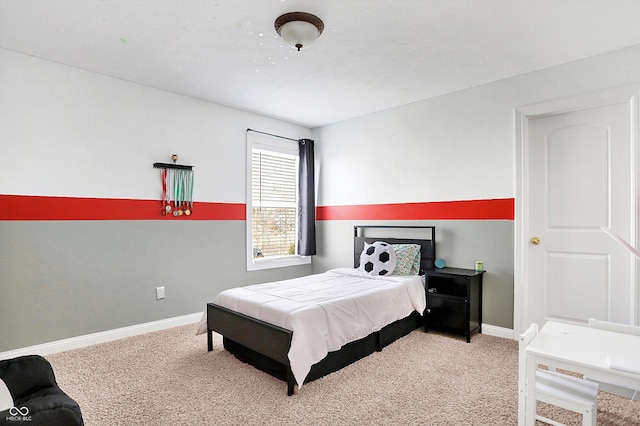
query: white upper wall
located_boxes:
[0,48,310,203]
[3,44,640,207]
[313,44,640,206]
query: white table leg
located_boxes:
[524,355,537,426]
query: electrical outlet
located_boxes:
[155,286,165,300]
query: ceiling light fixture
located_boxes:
[274,12,324,51]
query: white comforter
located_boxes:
[197,268,425,387]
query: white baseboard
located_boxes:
[0,315,514,361]
[0,312,203,360]
[482,323,514,340]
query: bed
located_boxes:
[199,225,436,395]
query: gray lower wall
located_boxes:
[0,221,311,352]
[314,220,514,329]
[1,218,513,352]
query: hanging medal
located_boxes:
[161,169,167,215]
[184,170,192,216]
[165,169,172,213]
[181,170,187,215]
[190,170,194,214]
[181,170,186,216]
[172,169,180,216]
[177,169,184,216]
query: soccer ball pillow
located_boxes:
[359,241,397,276]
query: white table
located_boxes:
[523,321,640,425]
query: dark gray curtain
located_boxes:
[298,139,316,256]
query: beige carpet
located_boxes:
[45,325,640,425]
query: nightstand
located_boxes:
[424,267,484,343]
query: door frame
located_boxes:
[514,85,640,337]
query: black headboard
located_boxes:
[353,226,436,272]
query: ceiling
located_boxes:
[2,1,640,128]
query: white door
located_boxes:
[524,98,638,328]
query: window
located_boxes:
[252,150,296,258]
[246,132,310,270]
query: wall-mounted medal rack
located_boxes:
[153,155,194,217]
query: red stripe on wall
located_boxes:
[1,195,513,221]
[0,195,245,221]
[316,198,514,221]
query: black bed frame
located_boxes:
[207,225,436,395]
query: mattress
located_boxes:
[197,267,426,386]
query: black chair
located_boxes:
[0,355,83,426]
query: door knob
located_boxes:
[531,237,541,245]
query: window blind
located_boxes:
[251,150,297,258]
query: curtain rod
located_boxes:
[246,128,299,142]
